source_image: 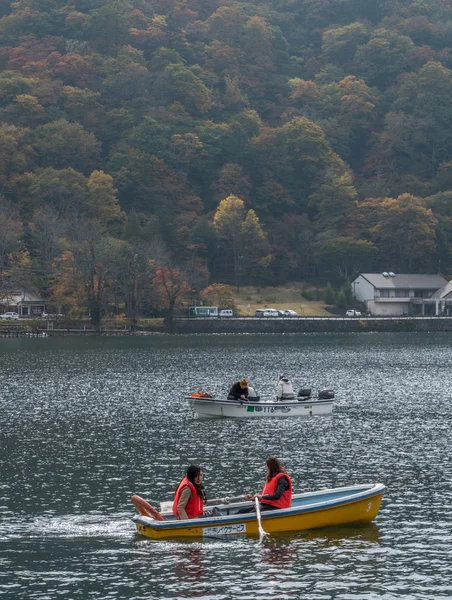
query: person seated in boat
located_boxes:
[237,457,292,513]
[276,375,295,401]
[173,465,207,520]
[247,384,258,400]
[228,378,249,400]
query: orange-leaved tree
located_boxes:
[200,283,235,310]
[50,250,86,318]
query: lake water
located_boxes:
[0,333,451,600]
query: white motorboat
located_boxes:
[187,390,334,419]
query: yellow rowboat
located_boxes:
[132,483,386,540]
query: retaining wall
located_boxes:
[173,317,452,334]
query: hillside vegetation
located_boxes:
[1,0,452,324]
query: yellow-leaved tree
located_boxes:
[87,170,126,236]
[213,194,271,290]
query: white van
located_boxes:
[219,309,234,317]
[255,309,279,317]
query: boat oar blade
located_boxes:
[255,497,268,542]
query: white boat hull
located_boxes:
[187,397,333,418]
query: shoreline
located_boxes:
[3,316,452,336]
[173,316,452,334]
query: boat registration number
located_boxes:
[202,523,246,536]
[247,405,292,413]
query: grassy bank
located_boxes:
[232,284,332,316]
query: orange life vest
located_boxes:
[172,477,204,519]
[260,472,292,509]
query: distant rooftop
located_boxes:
[359,273,447,289]
[0,291,44,303]
[430,280,452,299]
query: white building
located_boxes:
[0,291,46,317]
[428,280,452,315]
[352,273,448,316]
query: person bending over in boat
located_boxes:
[276,375,295,401]
[173,465,207,520]
[228,378,249,400]
[238,457,292,513]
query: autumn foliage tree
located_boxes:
[152,265,191,331]
[51,224,121,327]
[50,250,86,318]
[213,194,270,290]
[200,283,236,310]
[110,241,157,327]
[369,194,438,272]
[87,170,126,235]
[2,249,35,296]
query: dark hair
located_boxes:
[266,457,287,482]
[186,464,206,500]
[186,464,201,483]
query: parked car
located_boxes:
[219,309,233,317]
[284,309,298,317]
[255,308,279,317]
[276,309,286,316]
[42,312,63,318]
[0,312,20,320]
[345,309,361,317]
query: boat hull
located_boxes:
[188,397,333,418]
[133,483,385,540]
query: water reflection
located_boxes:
[261,538,296,569]
[173,546,207,584]
[300,522,382,546]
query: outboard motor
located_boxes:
[318,389,334,399]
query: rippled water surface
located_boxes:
[1,333,451,599]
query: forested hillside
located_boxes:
[1,0,452,323]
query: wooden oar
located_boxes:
[255,497,268,542]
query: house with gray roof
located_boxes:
[427,280,452,315]
[0,291,46,317]
[352,273,448,316]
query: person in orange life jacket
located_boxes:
[173,465,207,520]
[237,457,292,514]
